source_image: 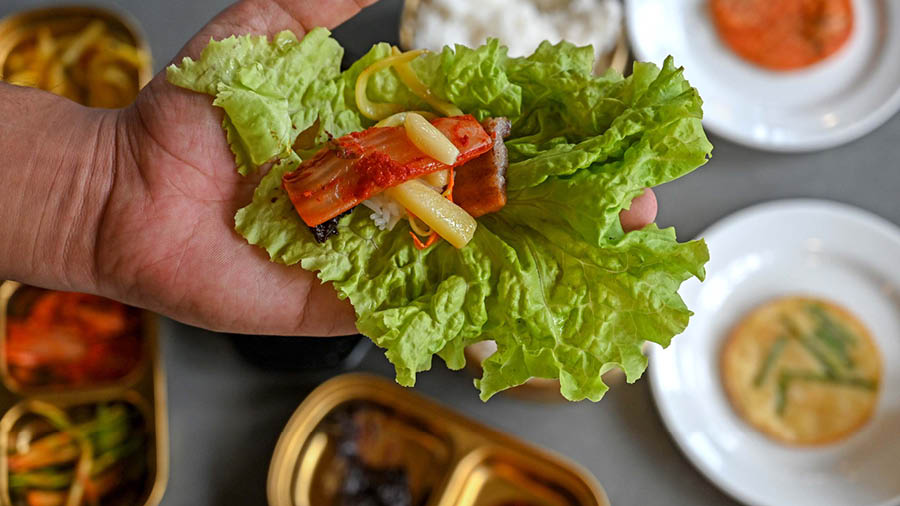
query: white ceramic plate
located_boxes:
[649,200,900,506]
[624,0,900,152]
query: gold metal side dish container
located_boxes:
[0,6,157,503]
[268,373,610,506]
[0,281,168,506]
[0,5,153,102]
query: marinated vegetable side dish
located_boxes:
[168,28,713,401]
[721,296,881,444]
[4,288,142,391]
[6,401,148,506]
[0,16,149,107]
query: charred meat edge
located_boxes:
[453,117,511,218]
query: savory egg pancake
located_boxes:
[721,296,881,444]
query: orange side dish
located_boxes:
[5,289,142,389]
[710,0,854,71]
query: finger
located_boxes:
[619,188,657,232]
[262,0,380,32]
[177,0,380,61]
[294,279,358,336]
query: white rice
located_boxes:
[362,193,405,231]
[362,176,446,231]
[413,0,623,59]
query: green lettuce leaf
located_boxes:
[167,29,348,174]
[169,28,712,401]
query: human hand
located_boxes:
[94,0,387,336]
[1,0,657,337]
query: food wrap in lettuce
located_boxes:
[167,28,712,401]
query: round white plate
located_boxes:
[649,200,900,506]
[624,0,900,152]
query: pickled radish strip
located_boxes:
[404,112,459,165]
[422,169,448,190]
[385,179,476,249]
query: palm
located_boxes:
[93,0,374,335]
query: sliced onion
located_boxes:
[407,213,432,237]
[391,47,464,117]
[355,49,426,121]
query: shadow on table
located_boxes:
[161,323,377,506]
[607,378,740,505]
[209,381,319,506]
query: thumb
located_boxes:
[175,0,380,62]
[619,188,657,232]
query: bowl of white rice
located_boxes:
[399,0,629,74]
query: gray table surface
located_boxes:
[3,0,899,505]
